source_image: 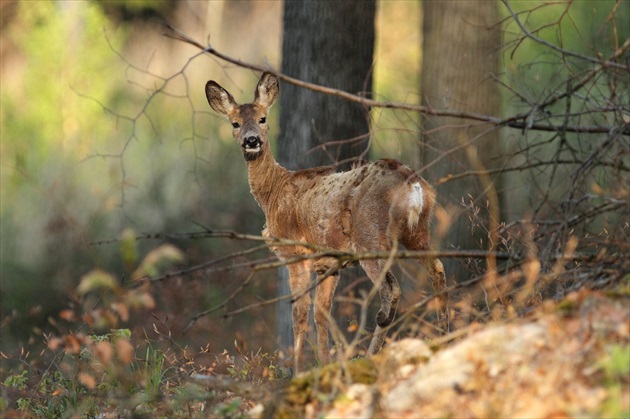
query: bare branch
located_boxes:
[501,0,628,70]
[160,22,629,135]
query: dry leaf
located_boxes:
[111,302,129,322]
[115,338,134,364]
[124,290,156,309]
[47,336,63,351]
[93,341,113,366]
[58,309,77,322]
[63,334,84,354]
[78,372,96,389]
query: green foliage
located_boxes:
[4,369,99,417]
[2,2,126,173]
[501,0,629,113]
[599,343,630,418]
[601,344,630,381]
[112,328,133,340]
[217,398,245,418]
[120,227,139,271]
[77,269,120,295]
[0,0,260,352]
[1,317,282,417]
[132,243,185,280]
[141,345,167,399]
[0,236,273,416]
[0,1,129,345]
[496,0,628,237]
[4,371,28,391]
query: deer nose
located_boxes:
[243,136,261,149]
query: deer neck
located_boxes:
[245,149,290,214]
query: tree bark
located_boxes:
[277,0,376,353]
[420,1,503,282]
[278,0,375,170]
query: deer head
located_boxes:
[205,73,279,161]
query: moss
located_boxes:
[555,298,580,315]
[267,358,378,418]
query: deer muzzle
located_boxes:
[242,135,262,153]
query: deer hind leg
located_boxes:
[420,256,449,332]
[313,271,339,366]
[287,261,312,374]
[360,260,401,355]
[402,230,449,333]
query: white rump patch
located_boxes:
[407,182,424,231]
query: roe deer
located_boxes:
[205,72,447,373]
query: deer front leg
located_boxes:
[313,271,339,366]
[287,261,312,374]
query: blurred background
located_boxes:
[1,0,628,367]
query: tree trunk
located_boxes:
[278,0,375,170]
[420,1,502,282]
[277,0,376,352]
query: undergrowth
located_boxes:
[0,230,285,418]
[1,199,627,417]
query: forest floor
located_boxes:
[2,285,628,418]
[257,288,629,418]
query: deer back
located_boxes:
[264,159,436,261]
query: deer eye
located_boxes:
[231,122,240,129]
[259,117,266,124]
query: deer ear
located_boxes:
[254,72,279,109]
[205,81,237,116]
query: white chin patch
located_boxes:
[245,147,260,154]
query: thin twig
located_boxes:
[160,22,629,135]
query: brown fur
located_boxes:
[206,73,447,373]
